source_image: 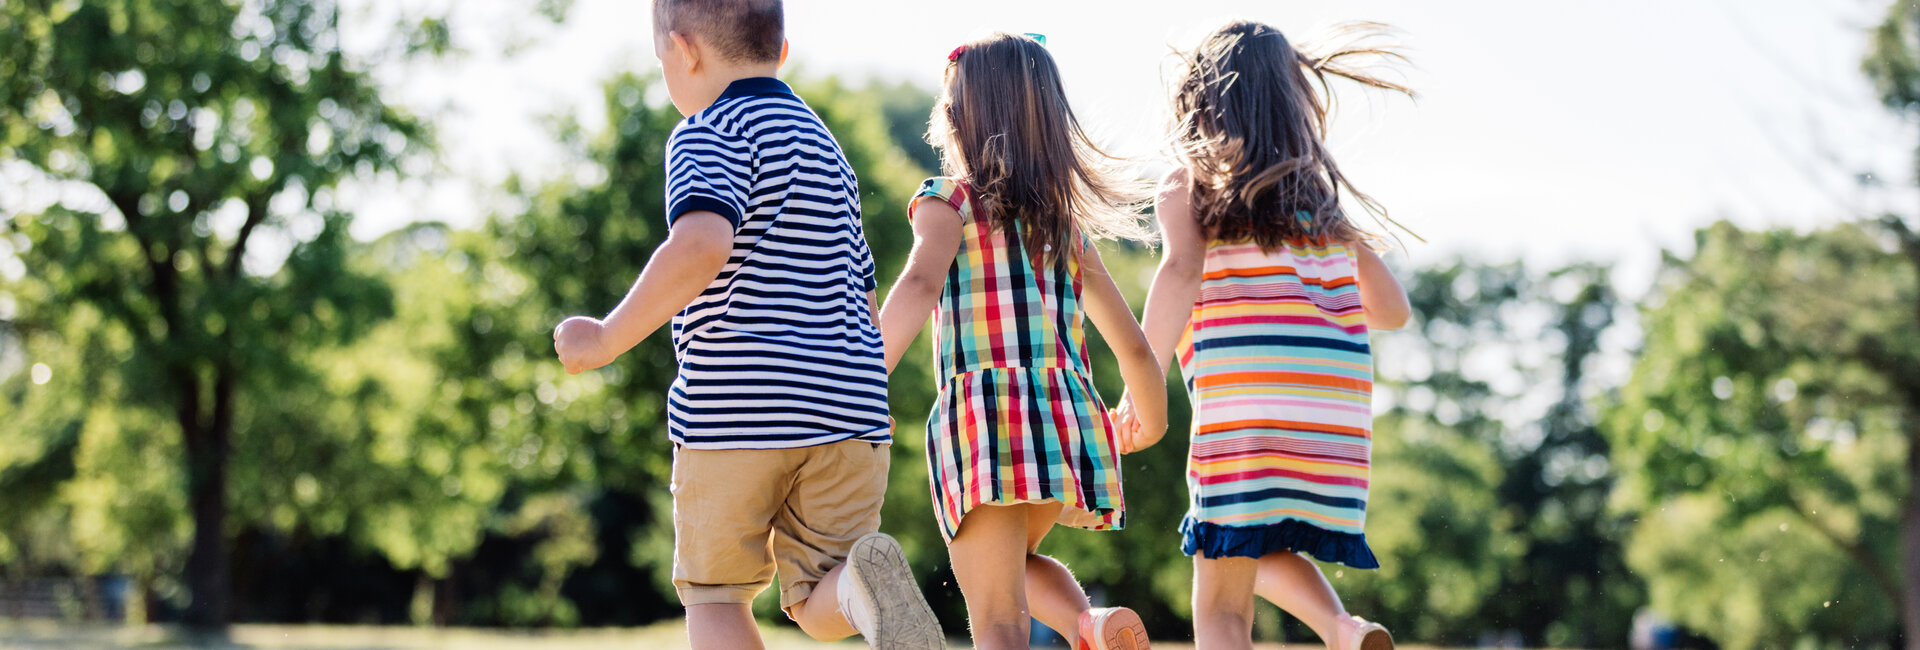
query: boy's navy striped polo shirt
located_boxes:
[661,76,890,449]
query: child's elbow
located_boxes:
[1372,303,1413,331]
[1121,339,1163,375]
[899,269,946,297]
[1162,254,1203,280]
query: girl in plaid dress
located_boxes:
[877,33,1168,650]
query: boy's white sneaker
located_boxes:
[837,533,943,649]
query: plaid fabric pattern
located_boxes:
[911,178,1125,543]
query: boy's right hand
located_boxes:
[554,316,614,374]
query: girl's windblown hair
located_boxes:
[929,33,1154,264]
[1171,20,1418,250]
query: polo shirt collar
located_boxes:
[716,77,794,102]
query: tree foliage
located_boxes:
[0,0,424,628]
[1607,221,1918,648]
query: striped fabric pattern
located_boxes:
[661,77,890,450]
[913,178,1124,543]
[1175,238,1380,568]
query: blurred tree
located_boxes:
[1607,221,1916,647]
[863,79,941,176]
[1865,4,1920,645]
[0,0,424,629]
[1477,264,1640,647]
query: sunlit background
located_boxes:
[346,0,1917,277]
[2,0,1918,648]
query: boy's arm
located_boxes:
[1352,244,1411,330]
[1081,243,1168,453]
[878,199,962,373]
[554,211,733,374]
[1139,170,1207,373]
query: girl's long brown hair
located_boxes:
[929,33,1153,265]
[1171,20,1419,250]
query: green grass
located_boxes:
[0,619,1467,649]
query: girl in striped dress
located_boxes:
[877,33,1168,650]
[1123,20,1414,650]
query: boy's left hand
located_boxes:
[554,316,614,374]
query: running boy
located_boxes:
[552,1,941,648]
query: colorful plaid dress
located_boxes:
[1174,237,1380,568]
[912,178,1125,544]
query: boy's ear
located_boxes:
[778,39,790,69]
[669,30,701,73]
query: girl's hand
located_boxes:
[554,316,614,374]
[1111,392,1166,454]
[1110,395,1138,454]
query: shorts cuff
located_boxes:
[778,577,821,619]
[677,583,766,606]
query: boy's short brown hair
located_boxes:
[653,0,784,64]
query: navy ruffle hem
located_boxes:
[1179,516,1382,569]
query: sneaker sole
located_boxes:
[1089,607,1149,650]
[847,533,943,650]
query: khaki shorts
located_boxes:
[670,439,889,615]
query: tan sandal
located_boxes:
[1338,615,1393,650]
[1076,606,1149,650]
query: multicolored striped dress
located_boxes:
[1175,237,1380,568]
[913,178,1125,544]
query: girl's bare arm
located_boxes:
[1139,170,1208,373]
[877,199,964,373]
[1082,242,1168,452]
[1352,245,1411,330]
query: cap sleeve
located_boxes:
[664,122,751,229]
[908,177,970,222]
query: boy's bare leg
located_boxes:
[789,562,857,641]
[686,603,765,650]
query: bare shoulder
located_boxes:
[1154,168,1201,241]
[1159,167,1191,189]
[909,194,964,229]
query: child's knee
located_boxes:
[1195,606,1254,636]
[1193,585,1256,620]
[968,618,1030,645]
[795,616,855,642]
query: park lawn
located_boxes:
[0,619,1467,649]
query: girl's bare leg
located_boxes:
[948,503,1048,650]
[1193,553,1258,650]
[1252,551,1350,646]
[1018,502,1088,645]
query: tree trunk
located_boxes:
[181,371,233,631]
[1906,430,1920,650]
[1898,214,1920,650]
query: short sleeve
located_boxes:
[850,203,877,292]
[859,244,877,292]
[907,177,968,222]
[664,123,752,228]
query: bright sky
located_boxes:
[348,0,1916,295]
